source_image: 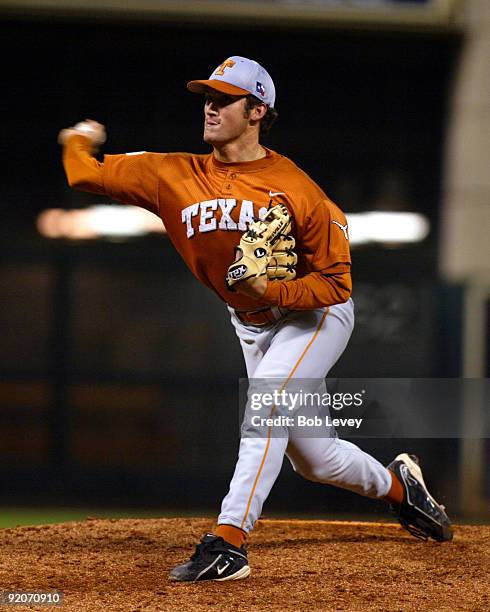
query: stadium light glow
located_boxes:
[37,206,165,239]
[36,207,430,247]
[346,211,430,246]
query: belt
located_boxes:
[233,305,288,327]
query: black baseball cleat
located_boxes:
[387,453,453,542]
[169,533,250,582]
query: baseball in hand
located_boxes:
[73,121,96,134]
[58,119,106,147]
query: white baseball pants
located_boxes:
[218,300,392,533]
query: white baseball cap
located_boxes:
[187,56,276,108]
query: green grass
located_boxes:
[0,509,479,530]
[0,508,213,529]
[0,508,395,529]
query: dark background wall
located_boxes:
[0,17,465,516]
[3,18,459,225]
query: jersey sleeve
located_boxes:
[102,151,162,215]
[299,199,351,273]
[261,269,352,310]
[62,135,162,215]
[62,135,106,195]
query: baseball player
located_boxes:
[58,56,453,583]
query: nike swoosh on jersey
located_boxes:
[269,190,285,198]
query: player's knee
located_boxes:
[292,461,332,483]
[292,448,345,483]
[290,459,311,480]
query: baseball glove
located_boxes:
[267,234,297,281]
[226,204,293,290]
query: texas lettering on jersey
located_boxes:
[181,199,269,238]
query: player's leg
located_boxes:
[275,303,452,541]
[226,305,275,378]
[169,310,283,582]
[217,304,353,536]
[287,436,391,497]
[169,302,451,582]
[170,305,341,581]
[217,309,290,534]
[237,302,392,498]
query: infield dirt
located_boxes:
[0,517,488,611]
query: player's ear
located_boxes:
[250,103,268,121]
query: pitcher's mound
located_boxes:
[0,517,488,611]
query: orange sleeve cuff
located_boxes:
[261,271,352,310]
[262,280,281,303]
[62,135,105,195]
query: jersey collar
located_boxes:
[210,147,281,173]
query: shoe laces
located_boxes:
[190,536,230,561]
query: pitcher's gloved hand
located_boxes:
[225,204,292,291]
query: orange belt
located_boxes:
[233,306,288,327]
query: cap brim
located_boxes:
[187,79,250,97]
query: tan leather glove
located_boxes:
[267,234,297,281]
[226,204,292,290]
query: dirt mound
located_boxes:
[0,517,488,611]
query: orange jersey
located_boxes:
[63,135,352,310]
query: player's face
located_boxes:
[203,92,250,146]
